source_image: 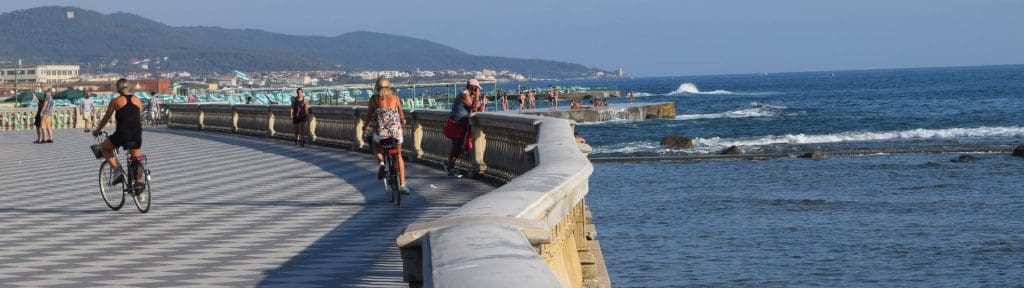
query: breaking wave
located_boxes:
[592,126,1024,155]
[667,83,732,95]
[676,102,790,120]
[692,126,1024,149]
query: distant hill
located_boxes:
[0,6,603,78]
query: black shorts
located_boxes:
[293,115,308,124]
[110,131,142,149]
[34,115,41,127]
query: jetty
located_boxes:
[520,102,676,123]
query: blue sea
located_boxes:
[549,65,1024,287]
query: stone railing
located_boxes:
[163,103,608,288]
[0,107,104,131]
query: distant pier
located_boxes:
[519,102,676,123]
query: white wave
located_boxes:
[667,83,732,95]
[592,141,667,155]
[591,126,1024,155]
[692,126,1024,149]
[676,102,788,120]
[575,119,639,126]
[632,92,654,97]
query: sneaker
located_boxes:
[109,169,126,186]
[377,162,385,180]
[135,190,146,202]
[46,140,53,143]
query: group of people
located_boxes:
[283,77,483,194]
[568,95,609,110]
[25,87,162,144]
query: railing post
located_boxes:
[470,115,487,176]
[412,110,425,161]
[197,105,206,131]
[354,117,365,151]
[265,105,273,138]
[308,113,318,142]
[231,105,239,133]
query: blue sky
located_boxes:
[2,0,1022,76]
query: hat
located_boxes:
[467,79,481,88]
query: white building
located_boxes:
[0,65,81,84]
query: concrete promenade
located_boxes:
[0,128,492,287]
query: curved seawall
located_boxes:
[165,103,610,288]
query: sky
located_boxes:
[2,0,1023,77]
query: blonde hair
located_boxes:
[378,86,396,99]
[375,77,391,92]
[375,77,396,102]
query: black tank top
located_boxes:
[116,95,142,133]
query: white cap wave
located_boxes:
[676,102,789,120]
[594,126,1024,155]
[667,83,732,95]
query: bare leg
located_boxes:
[397,145,406,186]
[100,140,119,170]
[128,148,144,184]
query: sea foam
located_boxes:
[692,126,1024,149]
[667,83,732,95]
[676,102,789,120]
[592,126,1024,155]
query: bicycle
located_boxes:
[378,137,402,206]
[92,132,152,213]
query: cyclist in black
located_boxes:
[94,78,145,190]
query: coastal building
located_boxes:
[0,64,81,84]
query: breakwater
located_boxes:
[521,102,676,123]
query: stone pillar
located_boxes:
[471,117,487,175]
[411,111,425,161]
[267,107,275,138]
[231,106,239,133]
[197,105,206,131]
[354,118,365,151]
[308,115,318,142]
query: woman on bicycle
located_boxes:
[291,88,310,147]
[365,78,408,193]
[94,78,145,190]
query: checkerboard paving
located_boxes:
[0,128,493,287]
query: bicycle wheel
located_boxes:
[132,164,151,213]
[98,161,125,210]
[383,168,394,203]
[389,164,401,206]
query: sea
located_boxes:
[534,65,1024,287]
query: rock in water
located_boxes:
[800,151,825,159]
[721,145,744,155]
[660,135,693,149]
[950,155,975,163]
[1014,144,1024,157]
